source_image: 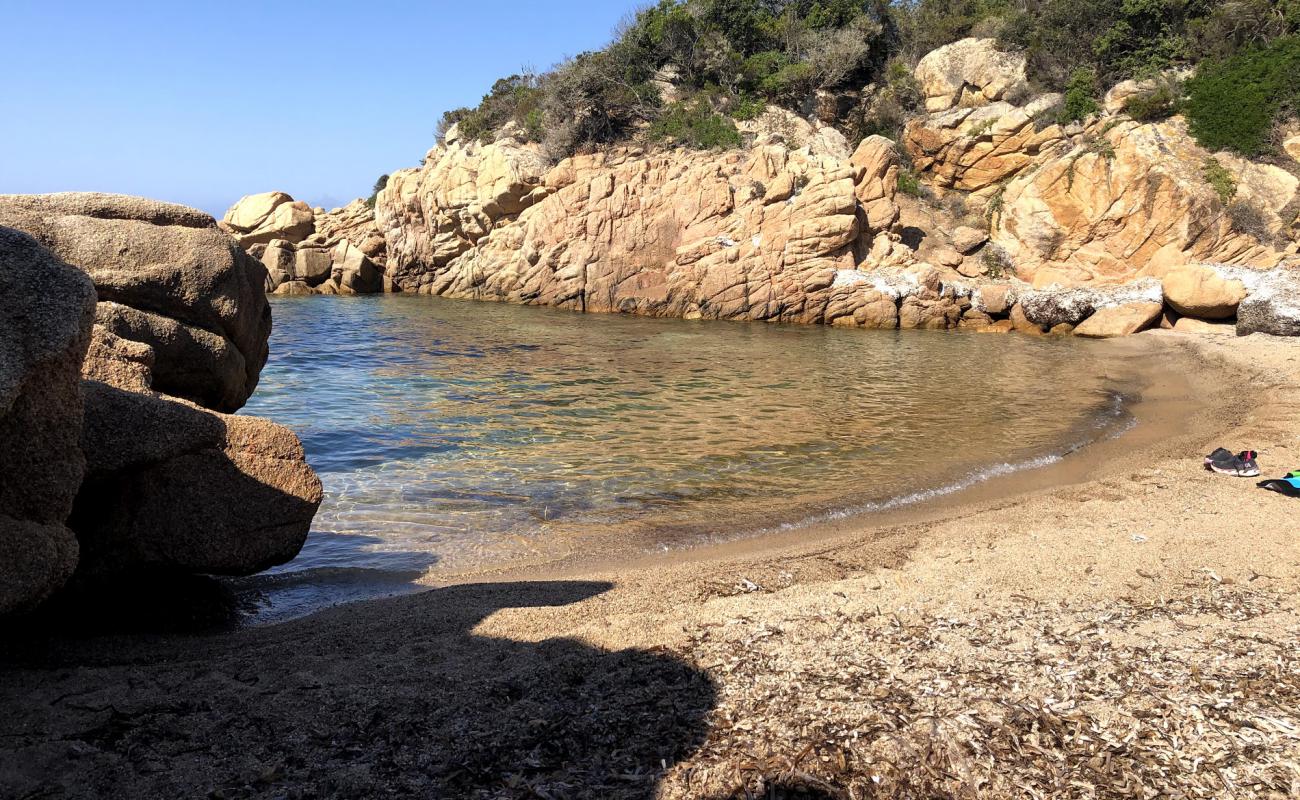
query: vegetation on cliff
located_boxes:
[438,0,1300,159]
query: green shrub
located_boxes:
[1122,79,1181,121]
[896,169,922,197]
[649,99,743,149]
[1202,157,1237,203]
[1185,36,1300,156]
[365,174,389,210]
[731,93,765,121]
[1057,67,1099,123]
[981,244,1013,279]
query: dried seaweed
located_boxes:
[659,586,1300,799]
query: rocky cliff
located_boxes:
[0,194,322,615]
[376,131,917,326]
[228,37,1300,339]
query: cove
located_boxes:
[237,295,1136,621]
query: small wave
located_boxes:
[664,390,1137,546]
[233,566,428,626]
[781,391,1136,525]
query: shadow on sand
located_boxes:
[0,580,717,799]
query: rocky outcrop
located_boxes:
[914,38,1029,113]
[0,197,321,613]
[736,106,852,160]
[231,194,390,296]
[310,199,387,263]
[221,191,315,248]
[379,129,551,290]
[221,37,1300,341]
[0,193,271,412]
[264,237,385,295]
[991,119,1284,286]
[376,132,919,326]
[903,94,1064,195]
[0,228,96,613]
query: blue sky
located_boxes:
[0,1,635,216]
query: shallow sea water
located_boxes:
[237,295,1134,621]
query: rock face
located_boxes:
[379,131,551,291]
[376,133,920,326]
[903,95,1064,195]
[0,197,321,612]
[312,199,387,263]
[736,105,852,160]
[914,38,1029,113]
[221,191,315,248]
[0,193,271,412]
[990,119,1283,286]
[0,227,96,613]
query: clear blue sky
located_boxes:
[0,1,635,217]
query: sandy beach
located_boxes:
[2,330,1298,799]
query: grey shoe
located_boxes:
[1204,448,1260,477]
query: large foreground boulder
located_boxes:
[71,381,321,577]
[0,198,322,613]
[0,227,97,612]
[0,193,271,412]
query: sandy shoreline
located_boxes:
[2,331,1298,798]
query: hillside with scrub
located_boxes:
[437,0,1300,160]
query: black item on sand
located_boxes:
[1258,477,1300,498]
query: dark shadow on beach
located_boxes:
[0,580,717,799]
[0,529,445,640]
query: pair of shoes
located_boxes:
[1258,473,1300,498]
[1204,448,1260,477]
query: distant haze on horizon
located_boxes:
[0,1,634,217]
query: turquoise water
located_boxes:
[238,295,1131,620]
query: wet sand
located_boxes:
[2,331,1298,798]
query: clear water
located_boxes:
[237,295,1132,621]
